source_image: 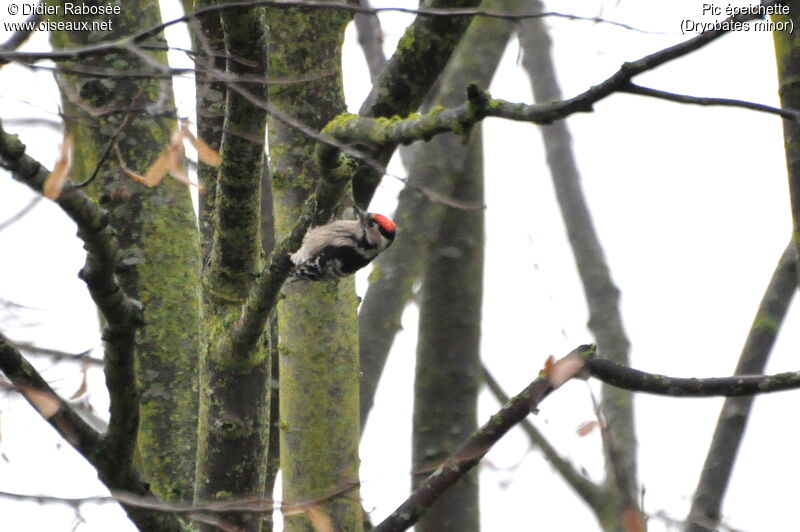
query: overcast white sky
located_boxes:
[1,1,798,531]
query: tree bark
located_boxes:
[412,127,484,532]
[359,0,518,431]
[193,3,270,531]
[772,2,800,286]
[265,4,362,530]
[518,1,637,525]
[49,0,201,504]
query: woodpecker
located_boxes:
[289,211,397,281]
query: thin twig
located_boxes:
[71,113,134,189]
[0,196,41,231]
[0,1,663,65]
[481,365,606,510]
[623,83,800,122]
[0,1,41,53]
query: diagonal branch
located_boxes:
[374,345,592,532]
[0,332,102,457]
[224,198,315,360]
[323,2,785,176]
[358,0,517,432]
[0,121,140,329]
[0,333,183,531]
[351,0,481,208]
[517,0,635,518]
[0,120,142,467]
[686,243,797,532]
[622,83,800,121]
[482,365,607,512]
[0,2,41,54]
[359,0,479,118]
[353,0,387,84]
[0,195,41,231]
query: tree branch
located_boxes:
[622,83,800,121]
[351,0,481,208]
[518,0,636,518]
[482,365,607,512]
[772,6,800,284]
[0,4,41,54]
[374,346,591,532]
[586,357,800,397]
[225,198,315,360]
[0,334,183,531]
[321,3,785,172]
[0,332,102,457]
[0,1,654,66]
[0,195,41,231]
[686,243,797,532]
[358,0,516,431]
[353,0,387,84]
[205,3,268,297]
[0,120,142,469]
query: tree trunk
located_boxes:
[265,4,362,531]
[413,127,484,531]
[772,2,800,286]
[192,4,271,531]
[49,0,200,503]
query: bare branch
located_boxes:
[0,119,143,490]
[622,83,800,121]
[374,346,591,532]
[0,196,41,231]
[353,0,387,84]
[326,2,786,163]
[0,1,661,66]
[481,365,606,512]
[586,356,800,397]
[686,243,797,532]
[351,0,481,209]
[224,198,315,361]
[0,332,102,456]
[10,341,103,366]
[518,0,636,515]
[0,2,41,54]
[358,0,516,431]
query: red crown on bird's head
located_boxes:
[372,213,396,233]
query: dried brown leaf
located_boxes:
[120,165,149,184]
[119,126,201,189]
[576,420,600,437]
[307,505,335,532]
[142,143,179,187]
[541,355,556,377]
[69,357,90,400]
[43,133,72,199]
[183,124,221,166]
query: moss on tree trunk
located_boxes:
[49,0,201,503]
[772,3,800,286]
[264,4,362,531]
